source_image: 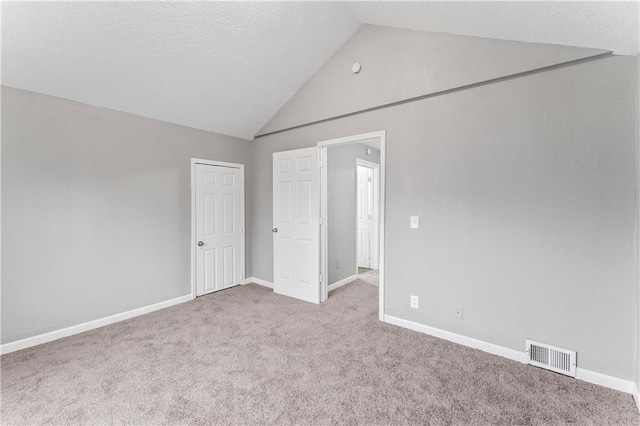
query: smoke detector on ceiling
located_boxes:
[352,62,361,74]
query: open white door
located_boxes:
[356,165,372,269]
[273,147,321,304]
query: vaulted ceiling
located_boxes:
[3,2,637,140]
[347,2,639,56]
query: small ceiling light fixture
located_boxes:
[352,62,361,74]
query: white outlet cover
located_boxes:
[410,216,419,229]
[410,295,419,309]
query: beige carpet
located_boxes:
[357,268,379,287]
[2,280,638,425]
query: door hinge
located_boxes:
[319,274,323,283]
[239,227,243,233]
[239,179,243,186]
[319,217,323,225]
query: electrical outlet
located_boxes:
[453,306,463,320]
[410,295,419,309]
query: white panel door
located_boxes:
[195,164,243,296]
[273,147,320,304]
[356,165,372,269]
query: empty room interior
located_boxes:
[2,1,640,424]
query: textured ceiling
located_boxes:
[3,2,637,140]
[347,1,639,56]
[1,2,360,140]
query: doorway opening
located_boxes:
[319,131,386,320]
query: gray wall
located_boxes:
[258,25,608,135]
[327,144,379,284]
[251,54,638,381]
[637,54,640,393]
[1,87,252,344]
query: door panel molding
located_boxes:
[356,164,372,269]
[356,158,381,270]
[190,158,245,299]
[272,147,321,304]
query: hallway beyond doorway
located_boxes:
[357,267,379,287]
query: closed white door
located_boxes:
[195,164,243,296]
[356,165,372,269]
[273,147,320,304]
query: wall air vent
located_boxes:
[525,339,576,377]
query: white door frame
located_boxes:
[356,158,380,270]
[318,131,386,321]
[190,158,245,299]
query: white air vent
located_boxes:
[526,339,576,377]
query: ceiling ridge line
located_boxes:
[253,51,613,140]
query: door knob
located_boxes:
[272,228,278,233]
[198,241,204,247]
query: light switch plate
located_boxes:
[410,216,419,229]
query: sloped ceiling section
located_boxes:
[1,2,360,140]
[347,1,639,56]
[257,25,610,137]
[2,1,636,140]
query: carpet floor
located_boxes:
[357,268,379,287]
[1,280,638,425]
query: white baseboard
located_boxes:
[632,384,640,413]
[328,274,358,292]
[1,294,193,355]
[383,314,637,398]
[574,367,637,394]
[383,314,527,363]
[246,277,273,289]
[249,275,358,292]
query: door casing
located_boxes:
[318,131,386,320]
[190,158,245,299]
